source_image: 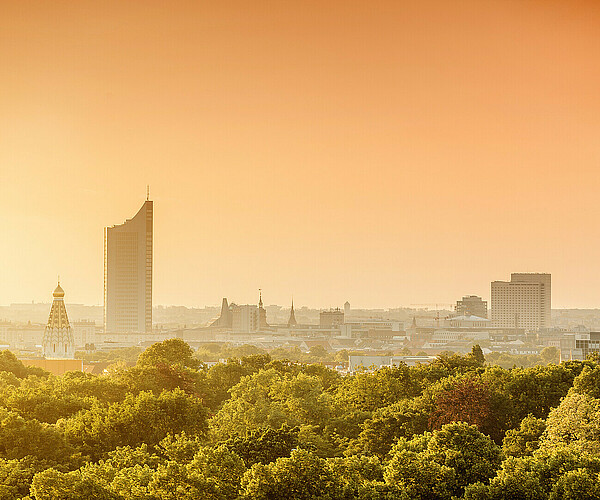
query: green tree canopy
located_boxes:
[503,414,546,458]
[137,338,200,370]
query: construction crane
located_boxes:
[410,303,454,310]
[409,304,454,327]
[409,314,452,329]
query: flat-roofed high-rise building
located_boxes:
[490,273,551,331]
[104,198,153,333]
[455,295,487,319]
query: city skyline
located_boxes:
[0,187,585,310]
[3,1,600,309]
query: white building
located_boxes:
[491,273,551,331]
[447,315,490,328]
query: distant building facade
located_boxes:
[455,295,487,319]
[72,320,98,348]
[210,294,270,332]
[447,315,490,328]
[42,282,75,358]
[560,331,600,361]
[340,319,404,339]
[349,355,436,372]
[320,308,344,328]
[104,199,153,333]
[490,273,551,330]
[0,323,44,350]
[231,305,259,332]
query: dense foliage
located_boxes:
[0,341,597,499]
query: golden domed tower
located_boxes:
[42,281,75,358]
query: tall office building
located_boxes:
[490,273,551,330]
[104,198,153,333]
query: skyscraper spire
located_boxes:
[287,298,297,327]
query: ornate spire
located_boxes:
[258,289,268,329]
[287,298,297,327]
[43,280,75,358]
[53,283,65,299]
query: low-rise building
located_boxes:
[447,315,490,328]
[349,354,436,372]
[560,332,600,361]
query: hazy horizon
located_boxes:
[3,1,600,309]
[3,292,600,313]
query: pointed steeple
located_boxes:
[42,280,75,358]
[258,289,268,329]
[287,298,297,327]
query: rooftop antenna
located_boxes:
[146,185,150,201]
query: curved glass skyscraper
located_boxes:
[104,199,153,333]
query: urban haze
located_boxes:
[2,1,600,499]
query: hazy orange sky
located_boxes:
[2,0,600,309]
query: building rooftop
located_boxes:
[452,315,490,322]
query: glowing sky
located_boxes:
[2,0,600,309]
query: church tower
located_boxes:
[42,281,75,358]
[258,289,268,329]
[287,299,297,327]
